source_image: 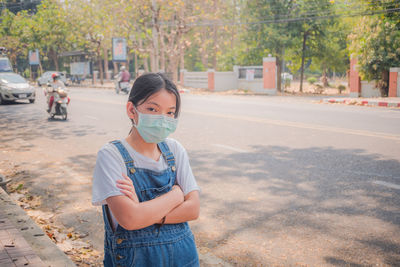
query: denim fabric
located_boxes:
[102,140,199,267]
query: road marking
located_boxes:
[373,180,400,190]
[186,110,400,141]
[212,144,248,153]
[85,115,99,120]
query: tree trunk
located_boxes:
[276,57,282,92]
[50,49,59,71]
[134,53,138,78]
[97,46,104,85]
[200,27,209,69]
[159,29,166,71]
[98,58,104,85]
[171,60,178,83]
[299,31,308,93]
[322,68,329,87]
[143,56,149,72]
[380,70,389,96]
[212,25,217,70]
[113,62,118,78]
[103,47,109,81]
[212,0,218,70]
[152,0,159,72]
[149,49,155,72]
[179,41,185,80]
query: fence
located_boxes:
[182,71,208,89]
[180,56,277,94]
[350,57,400,97]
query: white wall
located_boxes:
[214,72,237,91]
[361,81,382,97]
[183,72,208,89]
[238,79,263,91]
[397,71,400,97]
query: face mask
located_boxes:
[133,108,178,143]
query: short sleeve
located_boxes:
[166,139,200,196]
[92,144,126,206]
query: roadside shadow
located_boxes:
[188,145,400,266]
[0,103,96,149]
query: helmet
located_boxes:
[120,66,126,71]
[51,73,59,80]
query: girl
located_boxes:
[92,73,200,266]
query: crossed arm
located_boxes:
[106,174,200,231]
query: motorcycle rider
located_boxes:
[117,65,130,91]
[46,73,65,113]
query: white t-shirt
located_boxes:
[92,138,200,206]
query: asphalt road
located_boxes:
[1,87,399,266]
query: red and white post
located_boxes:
[389,68,399,97]
[208,69,215,91]
[263,56,277,95]
[349,56,361,98]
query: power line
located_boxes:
[160,7,400,27]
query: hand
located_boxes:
[116,174,139,203]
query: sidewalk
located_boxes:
[322,97,400,108]
[0,187,76,267]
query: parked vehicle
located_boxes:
[0,57,12,73]
[281,72,293,81]
[0,72,36,104]
[0,47,13,73]
[37,71,69,86]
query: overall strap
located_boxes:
[110,140,136,175]
[158,141,176,172]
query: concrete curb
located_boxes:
[0,187,76,267]
[322,98,400,108]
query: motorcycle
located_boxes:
[115,80,130,94]
[46,85,69,120]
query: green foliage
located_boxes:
[23,68,30,78]
[348,0,400,95]
[349,16,400,81]
[0,0,394,86]
[307,77,317,84]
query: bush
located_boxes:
[314,84,324,94]
[23,68,30,79]
[307,77,317,84]
[338,85,346,94]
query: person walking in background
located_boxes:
[92,72,200,266]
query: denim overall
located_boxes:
[102,140,199,267]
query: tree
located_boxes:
[286,0,336,92]
[349,0,400,96]
[241,0,297,92]
[33,0,74,71]
[0,9,25,70]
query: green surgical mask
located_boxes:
[133,108,178,143]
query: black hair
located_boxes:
[128,72,181,118]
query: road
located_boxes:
[0,87,399,266]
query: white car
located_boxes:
[37,71,68,86]
[0,73,36,104]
